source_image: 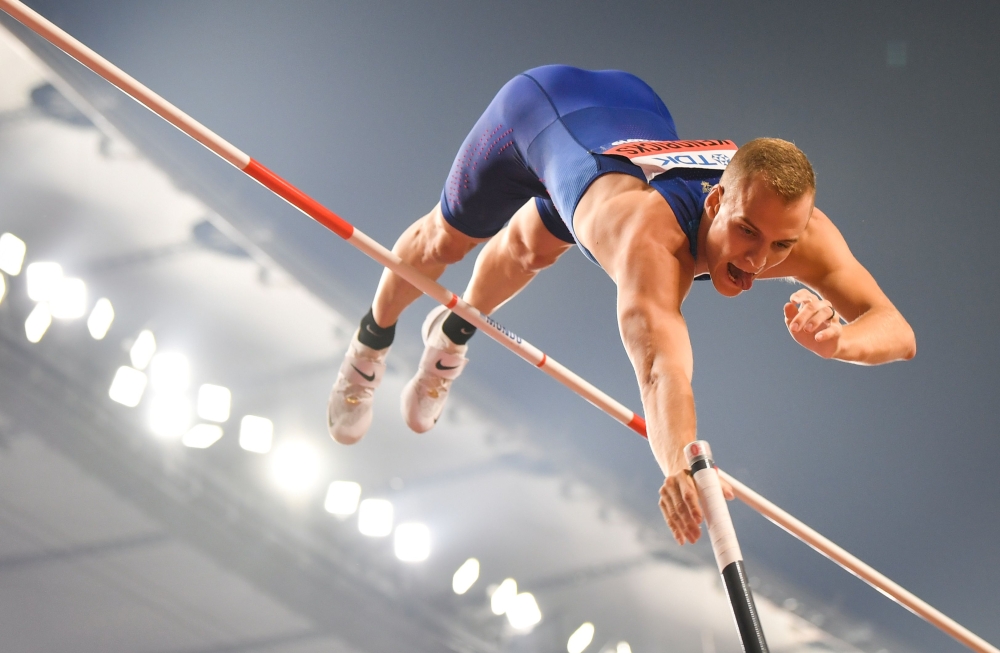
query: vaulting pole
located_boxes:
[687,441,768,653]
[1,2,995,651]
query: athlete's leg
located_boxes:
[328,202,483,445]
[370,203,486,328]
[333,71,551,442]
[400,199,571,433]
[463,199,574,314]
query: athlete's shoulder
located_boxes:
[575,174,693,272]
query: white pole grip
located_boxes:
[685,441,742,571]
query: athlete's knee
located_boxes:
[428,231,475,264]
[425,209,479,264]
[522,248,562,272]
[400,208,476,266]
[505,229,561,273]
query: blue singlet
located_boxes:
[440,65,720,264]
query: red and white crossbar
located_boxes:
[1,2,994,651]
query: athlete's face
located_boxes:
[702,174,814,297]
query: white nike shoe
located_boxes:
[327,331,389,445]
[401,305,469,433]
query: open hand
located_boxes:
[784,288,841,359]
[659,470,735,545]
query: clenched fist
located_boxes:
[784,288,841,359]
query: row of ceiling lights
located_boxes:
[0,231,632,652]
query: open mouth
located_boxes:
[727,262,755,291]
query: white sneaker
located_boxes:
[401,305,469,433]
[327,331,389,444]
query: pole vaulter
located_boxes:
[0,2,994,652]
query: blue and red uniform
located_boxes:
[440,65,723,264]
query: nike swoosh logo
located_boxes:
[459,327,474,335]
[435,361,460,371]
[365,324,380,336]
[351,365,376,382]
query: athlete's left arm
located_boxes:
[780,208,917,364]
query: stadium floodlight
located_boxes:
[197,384,231,422]
[108,366,147,407]
[567,623,595,653]
[24,303,52,343]
[357,498,393,537]
[393,522,431,562]
[149,352,190,394]
[238,415,273,453]
[269,440,320,495]
[49,277,87,319]
[452,558,480,595]
[25,261,62,302]
[129,330,156,370]
[506,592,542,631]
[149,394,193,438]
[87,298,114,339]
[324,480,362,516]
[182,423,224,449]
[490,578,517,615]
[0,233,26,275]
[616,642,632,653]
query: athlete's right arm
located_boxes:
[615,244,708,545]
[574,179,712,545]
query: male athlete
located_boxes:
[326,65,916,546]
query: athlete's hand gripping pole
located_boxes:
[685,441,768,653]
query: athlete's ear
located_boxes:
[705,183,723,217]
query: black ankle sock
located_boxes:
[357,308,395,350]
[441,311,477,345]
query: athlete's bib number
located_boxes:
[598,139,738,182]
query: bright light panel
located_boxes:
[491,578,517,615]
[87,298,114,339]
[452,558,480,595]
[25,261,62,302]
[506,592,542,631]
[108,366,147,407]
[238,415,273,454]
[50,277,87,319]
[129,330,156,370]
[0,233,26,275]
[269,440,320,495]
[197,384,231,422]
[149,352,190,394]
[24,303,52,343]
[393,523,430,562]
[357,498,393,537]
[567,623,595,653]
[149,394,193,438]
[182,423,224,449]
[87,297,115,340]
[0,273,6,306]
[616,642,632,653]
[324,480,361,516]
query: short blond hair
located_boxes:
[722,137,815,201]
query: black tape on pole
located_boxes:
[722,560,768,653]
